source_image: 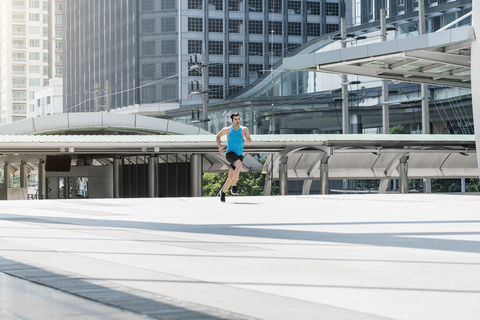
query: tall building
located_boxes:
[63,0,343,115]
[0,0,63,124]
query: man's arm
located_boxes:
[216,127,228,153]
[242,127,252,146]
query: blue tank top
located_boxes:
[226,126,244,156]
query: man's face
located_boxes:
[232,116,241,125]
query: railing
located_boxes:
[13,32,26,36]
[12,19,26,23]
[12,84,26,89]
[12,58,26,62]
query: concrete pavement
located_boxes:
[0,194,479,319]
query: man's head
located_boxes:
[230,112,241,124]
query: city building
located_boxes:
[63,0,343,116]
[0,0,63,124]
[34,77,62,117]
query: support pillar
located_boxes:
[279,157,288,195]
[38,160,46,200]
[3,162,11,188]
[20,161,28,188]
[340,17,349,134]
[473,1,480,178]
[378,179,389,194]
[380,9,390,134]
[190,154,202,197]
[320,157,329,195]
[399,156,409,194]
[148,155,158,198]
[113,157,121,198]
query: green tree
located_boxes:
[389,125,410,134]
[202,168,279,197]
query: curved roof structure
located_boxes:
[0,113,211,136]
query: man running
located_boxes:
[216,112,252,202]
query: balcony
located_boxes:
[13,31,26,36]
[12,44,26,50]
[12,71,26,76]
[12,6,26,11]
[12,19,26,24]
[12,57,26,63]
[12,83,26,89]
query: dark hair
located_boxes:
[230,112,240,121]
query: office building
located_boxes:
[0,0,63,124]
[63,0,343,116]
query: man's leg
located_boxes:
[231,159,243,187]
[222,168,235,194]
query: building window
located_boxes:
[28,26,39,34]
[12,104,26,114]
[287,1,301,14]
[162,62,177,77]
[326,23,339,33]
[56,66,63,75]
[162,40,176,54]
[55,2,63,11]
[29,52,40,60]
[229,64,242,77]
[29,13,40,21]
[29,78,40,86]
[268,21,282,35]
[29,1,39,8]
[142,19,155,33]
[209,19,223,33]
[326,2,339,16]
[142,0,154,10]
[209,85,223,99]
[248,42,263,56]
[55,53,62,62]
[142,41,156,55]
[142,64,156,78]
[249,20,263,34]
[229,42,243,55]
[209,0,223,10]
[268,42,282,56]
[307,2,320,15]
[228,86,243,96]
[209,64,223,77]
[162,84,178,101]
[288,22,302,36]
[161,0,176,9]
[188,17,203,32]
[229,20,243,33]
[55,27,63,37]
[55,40,63,49]
[188,40,202,54]
[249,64,263,77]
[142,85,156,103]
[249,0,262,12]
[12,78,26,88]
[55,15,62,24]
[188,0,202,10]
[161,17,176,32]
[208,41,223,55]
[47,96,51,104]
[29,65,40,73]
[268,0,282,13]
[229,0,241,11]
[29,39,40,47]
[307,23,320,37]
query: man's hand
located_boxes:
[218,146,226,154]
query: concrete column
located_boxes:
[423,179,432,193]
[3,162,11,188]
[190,154,203,197]
[20,161,28,188]
[113,157,121,198]
[378,179,389,194]
[380,9,389,134]
[279,157,288,195]
[320,157,329,195]
[470,2,480,177]
[38,160,46,200]
[148,155,158,198]
[340,17,349,134]
[399,156,409,194]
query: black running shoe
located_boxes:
[220,192,226,202]
[231,186,238,195]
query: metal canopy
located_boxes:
[0,134,476,179]
[284,26,475,89]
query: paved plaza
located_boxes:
[0,194,479,320]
